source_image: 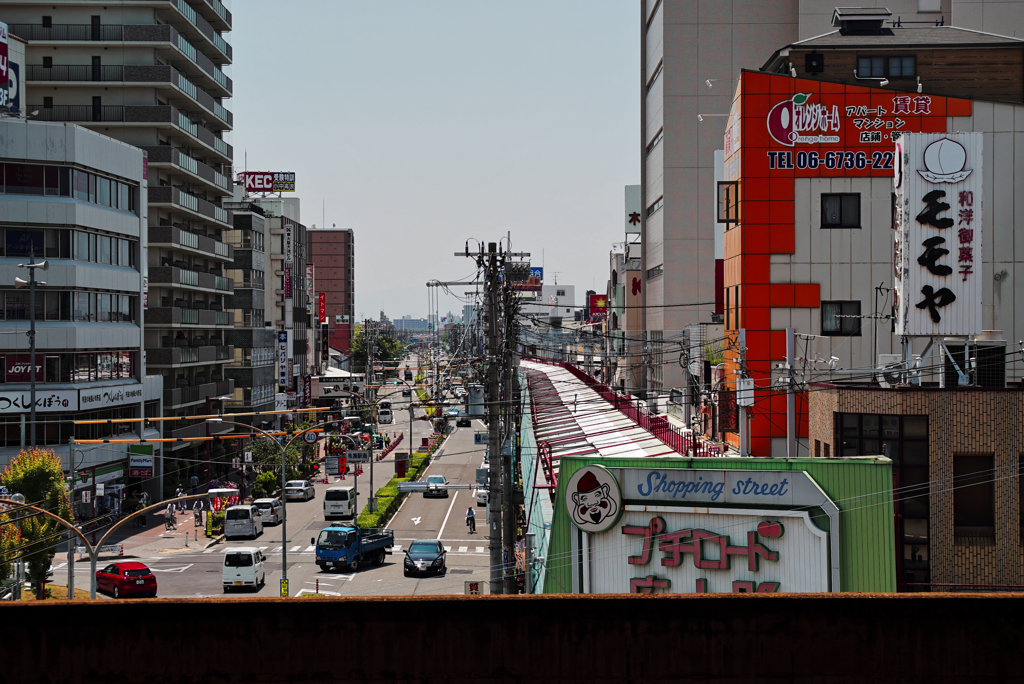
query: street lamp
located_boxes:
[205,418,339,596]
[14,257,48,447]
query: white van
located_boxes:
[223,504,263,540]
[378,409,394,424]
[324,486,355,519]
[223,547,266,592]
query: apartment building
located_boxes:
[223,195,276,428]
[308,226,355,357]
[638,0,1024,395]
[0,118,164,501]
[6,0,236,484]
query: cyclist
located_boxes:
[465,506,476,534]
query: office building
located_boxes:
[308,226,355,357]
[0,118,163,502]
[638,0,1024,395]
[8,0,237,485]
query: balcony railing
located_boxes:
[148,225,235,262]
[149,265,235,294]
[147,345,234,366]
[26,64,123,81]
[12,23,231,95]
[171,0,231,62]
[149,186,232,228]
[145,306,235,328]
[164,379,234,409]
[142,146,230,193]
[32,104,124,123]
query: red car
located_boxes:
[95,562,158,598]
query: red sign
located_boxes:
[0,22,8,93]
[242,171,274,193]
[5,355,43,383]
[589,294,608,321]
[318,292,326,323]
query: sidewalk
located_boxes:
[75,513,222,560]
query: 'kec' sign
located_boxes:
[240,171,296,193]
[894,133,983,336]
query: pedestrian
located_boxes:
[175,484,187,512]
[190,473,199,495]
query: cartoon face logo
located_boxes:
[565,465,622,533]
[918,138,973,183]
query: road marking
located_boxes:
[296,589,340,597]
[273,547,283,553]
[476,547,485,553]
[149,564,193,573]
[436,490,459,540]
[290,546,301,552]
[411,517,422,525]
[393,545,402,552]
[203,548,216,554]
[305,546,315,553]
[444,546,452,552]
[258,547,268,552]
[458,546,468,553]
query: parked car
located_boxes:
[403,539,447,577]
[224,504,264,540]
[223,547,266,592]
[95,562,157,598]
[253,497,284,525]
[424,475,449,498]
[456,413,471,427]
[284,480,315,501]
[401,388,412,397]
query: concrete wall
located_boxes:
[3,594,1023,682]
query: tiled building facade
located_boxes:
[809,383,1024,590]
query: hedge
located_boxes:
[354,435,446,528]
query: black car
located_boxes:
[402,388,412,397]
[456,414,471,427]
[404,540,447,577]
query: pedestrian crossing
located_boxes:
[203,544,489,556]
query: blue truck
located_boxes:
[312,525,394,572]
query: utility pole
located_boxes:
[502,282,517,595]
[365,319,375,510]
[785,327,796,459]
[484,242,503,594]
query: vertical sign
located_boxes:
[284,264,292,299]
[318,292,326,323]
[624,184,641,234]
[0,22,9,108]
[894,132,983,336]
[284,223,293,262]
[321,323,330,362]
[277,331,288,386]
[306,265,315,316]
[303,375,312,407]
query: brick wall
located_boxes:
[809,384,1024,588]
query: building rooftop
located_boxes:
[784,25,1024,51]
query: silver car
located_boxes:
[223,505,264,540]
[284,480,315,501]
[253,497,284,525]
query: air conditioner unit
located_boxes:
[877,354,909,388]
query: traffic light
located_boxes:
[312,464,320,472]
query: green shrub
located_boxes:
[251,472,277,499]
[211,511,225,535]
[354,442,443,528]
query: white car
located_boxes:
[253,497,284,525]
[284,480,315,501]
[476,486,489,507]
[223,548,266,592]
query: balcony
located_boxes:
[142,146,231,195]
[163,379,235,409]
[148,225,234,263]
[145,306,235,329]
[166,0,232,62]
[149,266,234,295]
[11,23,231,97]
[31,103,232,163]
[146,344,235,367]
[149,186,232,229]
[26,64,231,131]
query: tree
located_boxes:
[0,514,22,583]
[348,329,404,377]
[1,448,73,599]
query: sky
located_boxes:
[230,0,639,320]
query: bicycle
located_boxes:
[466,515,476,534]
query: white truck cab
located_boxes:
[324,486,355,519]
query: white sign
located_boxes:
[564,465,622,534]
[95,483,105,497]
[284,223,293,262]
[244,451,253,463]
[347,450,370,463]
[277,331,289,386]
[129,454,154,477]
[303,431,318,444]
[79,383,145,410]
[894,132,983,336]
[232,458,240,469]
[0,389,78,413]
[624,184,641,234]
[82,491,91,504]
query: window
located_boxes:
[646,128,663,156]
[953,454,994,536]
[821,300,861,336]
[646,196,664,218]
[821,193,860,228]
[42,16,52,28]
[646,61,663,93]
[646,265,663,279]
[718,181,739,226]
[556,289,565,297]
[858,55,915,78]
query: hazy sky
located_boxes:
[231,1,639,320]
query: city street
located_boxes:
[47,357,490,598]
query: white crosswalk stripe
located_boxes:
[290,546,301,552]
[444,546,452,552]
[476,547,485,554]
[393,545,402,553]
[203,548,215,554]
[458,546,468,553]
[273,547,282,553]
[258,547,268,552]
[304,546,315,553]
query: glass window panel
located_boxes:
[841,194,860,226]
[120,296,130,322]
[840,413,860,437]
[88,233,96,262]
[5,164,45,195]
[881,415,900,439]
[903,415,928,439]
[74,170,90,201]
[98,177,111,207]
[822,301,841,333]
[902,465,930,518]
[44,292,60,321]
[44,166,59,196]
[903,441,929,466]
[60,291,71,320]
[88,174,96,203]
[862,439,880,456]
[862,414,880,438]
[5,293,26,320]
[74,231,88,261]
[822,194,841,226]
[59,167,71,197]
[119,239,129,267]
[73,292,89,321]
[119,183,129,211]
[99,293,111,322]
[98,236,111,264]
[5,229,45,257]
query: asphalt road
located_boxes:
[49,355,490,599]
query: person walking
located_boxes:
[465,505,476,534]
[190,473,199,496]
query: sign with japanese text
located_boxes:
[302,375,312,407]
[128,445,154,478]
[239,171,295,193]
[277,331,289,386]
[284,264,293,299]
[625,184,641,234]
[893,132,983,336]
[284,223,293,262]
[318,292,326,323]
[588,294,608,321]
[0,389,78,413]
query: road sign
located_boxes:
[81,491,91,504]
[280,578,289,597]
[474,432,487,445]
[303,431,319,444]
[244,451,253,463]
[347,450,370,463]
[232,458,240,469]
[326,456,347,476]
